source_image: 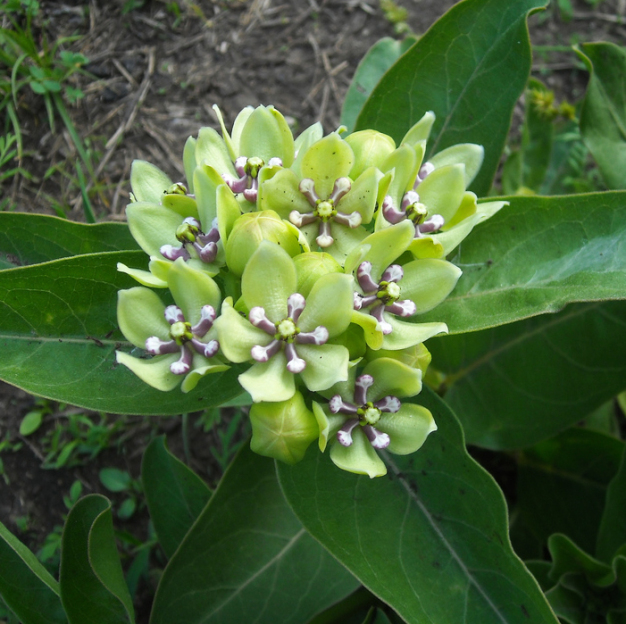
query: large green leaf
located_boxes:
[0,213,139,269]
[0,251,244,414]
[341,36,418,133]
[0,521,67,624]
[60,495,134,624]
[517,428,624,555]
[277,388,558,624]
[577,43,626,190]
[151,444,359,624]
[142,436,212,559]
[597,445,626,562]
[429,301,626,449]
[354,0,547,195]
[419,193,626,334]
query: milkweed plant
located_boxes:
[2,0,626,623]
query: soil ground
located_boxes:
[1,0,625,621]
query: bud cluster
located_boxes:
[116,104,506,477]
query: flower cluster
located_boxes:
[116,104,505,477]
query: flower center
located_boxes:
[170,321,192,344]
[276,318,299,341]
[377,280,401,305]
[244,156,264,179]
[358,403,381,426]
[175,220,200,243]
[405,200,429,225]
[316,200,335,220]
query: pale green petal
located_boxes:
[126,201,183,256]
[183,136,197,193]
[400,258,462,313]
[292,122,324,178]
[382,145,418,199]
[149,258,172,282]
[418,164,466,223]
[477,199,507,220]
[313,401,344,452]
[401,111,435,147]
[299,343,349,392]
[242,242,296,320]
[117,287,168,347]
[216,183,242,242]
[116,351,180,391]
[326,223,369,265]
[250,392,318,464]
[259,167,310,219]
[181,358,230,393]
[239,106,294,167]
[344,242,372,276]
[381,318,447,351]
[359,220,414,280]
[377,404,437,455]
[294,252,342,298]
[229,106,254,157]
[430,143,484,187]
[301,133,354,199]
[330,429,387,478]
[194,165,224,227]
[130,160,172,203]
[167,259,221,323]
[445,191,478,229]
[117,263,167,288]
[410,214,482,259]
[351,310,383,350]
[161,194,199,220]
[239,354,295,403]
[362,357,422,400]
[195,127,236,176]
[337,167,381,223]
[212,104,244,160]
[213,298,269,363]
[298,272,353,337]
[345,130,396,179]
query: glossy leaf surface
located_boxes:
[430,301,626,449]
[341,36,417,133]
[142,436,212,559]
[277,388,558,624]
[355,0,547,195]
[0,251,243,414]
[578,42,626,190]
[517,428,623,555]
[0,521,67,624]
[60,495,134,624]
[0,213,138,269]
[420,193,626,334]
[151,444,359,624]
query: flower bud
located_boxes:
[366,343,432,377]
[346,130,396,179]
[225,210,301,276]
[249,392,319,464]
[293,252,342,298]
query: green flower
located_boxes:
[347,221,459,350]
[249,391,319,464]
[214,241,353,402]
[116,259,228,392]
[313,358,436,478]
[260,133,381,262]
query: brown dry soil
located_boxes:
[1,0,625,621]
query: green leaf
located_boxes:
[0,213,139,269]
[429,301,626,449]
[277,388,558,624]
[0,520,67,624]
[341,36,418,133]
[577,43,626,189]
[60,494,134,624]
[517,428,623,555]
[419,193,626,333]
[0,251,244,414]
[150,445,359,624]
[597,445,626,562]
[19,409,43,436]
[99,468,132,493]
[354,0,548,195]
[142,436,212,559]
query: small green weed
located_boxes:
[99,467,143,520]
[379,0,411,35]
